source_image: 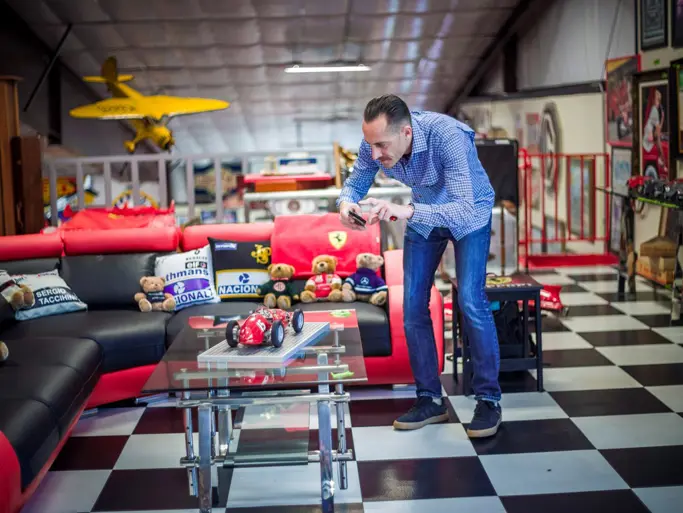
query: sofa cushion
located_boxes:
[154,246,220,311]
[0,311,170,373]
[59,253,158,308]
[165,301,261,346]
[295,301,392,357]
[0,257,60,276]
[0,398,60,490]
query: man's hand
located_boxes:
[339,201,365,231]
[359,198,414,225]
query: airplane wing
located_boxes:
[147,97,230,119]
[69,98,145,120]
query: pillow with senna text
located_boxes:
[208,238,271,300]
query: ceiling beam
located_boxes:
[442,0,557,114]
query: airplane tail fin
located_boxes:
[83,57,134,84]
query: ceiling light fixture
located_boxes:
[284,64,371,73]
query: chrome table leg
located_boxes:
[334,383,348,490]
[197,404,213,513]
[182,391,197,497]
[317,353,335,512]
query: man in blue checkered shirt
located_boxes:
[337,95,502,438]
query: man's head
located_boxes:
[362,94,412,168]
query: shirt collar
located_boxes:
[410,116,428,155]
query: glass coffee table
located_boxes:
[142,308,367,513]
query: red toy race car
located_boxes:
[226,305,304,348]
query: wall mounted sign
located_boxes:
[539,102,562,194]
[640,0,668,51]
[672,0,683,48]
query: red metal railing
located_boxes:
[517,150,616,269]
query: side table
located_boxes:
[451,274,544,395]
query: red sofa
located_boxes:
[0,214,443,513]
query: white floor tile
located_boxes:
[596,344,683,366]
[556,266,618,275]
[479,450,628,496]
[653,326,683,344]
[448,393,567,423]
[633,485,683,513]
[20,470,111,513]
[530,273,576,285]
[71,407,145,437]
[115,433,194,469]
[610,301,672,315]
[228,461,361,507]
[97,511,199,513]
[560,292,609,306]
[363,497,507,513]
[349,386,417,401]
[534,331,594,350]
[646,385,683,412]
[580,280,651,293]
[309,402,351,429]
[530,366,642,392]
[352,423,475,461]
[560,315,649,332]
[572,412,683,449]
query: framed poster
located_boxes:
[605,55,641,146]
[672,0,683,47]
[567,157,596,239]
[670,57,683,158]
[640,0,668,50]
[609,147,633,254]
[637,73,672,178]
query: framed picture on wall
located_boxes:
[640,0,668,51]
[670,57,683,159]
[605,55,641,146]
[567,157,595,239]
[609,147,633,254]
[634,68,672,179]
[672,0,683,47]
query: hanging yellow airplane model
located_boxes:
[69,57,230,153]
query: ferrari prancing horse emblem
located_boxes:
[328,231,347,249]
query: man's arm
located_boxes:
[336,140,378,208]
[409,125,476,228]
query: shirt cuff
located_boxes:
[410,203,433,224]
[336,191,356,208]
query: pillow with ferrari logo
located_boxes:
[208,238,271,300]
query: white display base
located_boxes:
[197,321,330,366]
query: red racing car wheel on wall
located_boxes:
[271,320,285,347]
[226,320,240,348]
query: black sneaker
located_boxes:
[393,396,449,430]
[467,400,502,438]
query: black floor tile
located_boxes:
[358,457,495,501]
[633,314,677,328]
[596,291,665,303]
[226,505,365,513]
[92,468,215,511]
[622,363,683,386]
[542,349,613,368]
[349,398,459,427]
[579,330,673,347]
[467,418,594,455]
[134,405,238,434]
[564,304,622,317]
[559,283,589,293]
[550,388,673,417]
[530,315,570,332]
[308,427,354,452]
[601,446,683,488]
[441,371,538,396]
[50,435,128,471]
[501,490,650,513]
[567,273,618,282]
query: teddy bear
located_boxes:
[257,263,299,309]
[0,341,8,364]
[134,276,176,312]
[0,271,35,310]
[342,253,388,306]
[300,255,344,303]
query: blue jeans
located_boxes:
[403,221,502,403]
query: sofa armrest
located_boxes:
[387,283,445,373]
[383,249,403,287]
[0,432,21,513]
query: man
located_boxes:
[337,94,502,438]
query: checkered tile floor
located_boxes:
[21,266,683,513]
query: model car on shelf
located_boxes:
[225,305,305,348]
[662,180,683,208]
[627,175,650,196]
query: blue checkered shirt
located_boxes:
[337,111,495,241]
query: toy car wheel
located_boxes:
[226,320,240,348]
[291,309,304,333]
[271,320,285,348]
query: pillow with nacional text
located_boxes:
[11,269,87,321]
[208,238,271,300]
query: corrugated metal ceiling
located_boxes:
[7,0,518,155]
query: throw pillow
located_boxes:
[11,269,87,321]
[154,245,220,311]
[208,238,271,300]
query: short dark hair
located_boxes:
[364,94,411,131]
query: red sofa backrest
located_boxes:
[180,222,274,251]
[270,213,381,278]
[62,226,180,255]
[0,232,63,261]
